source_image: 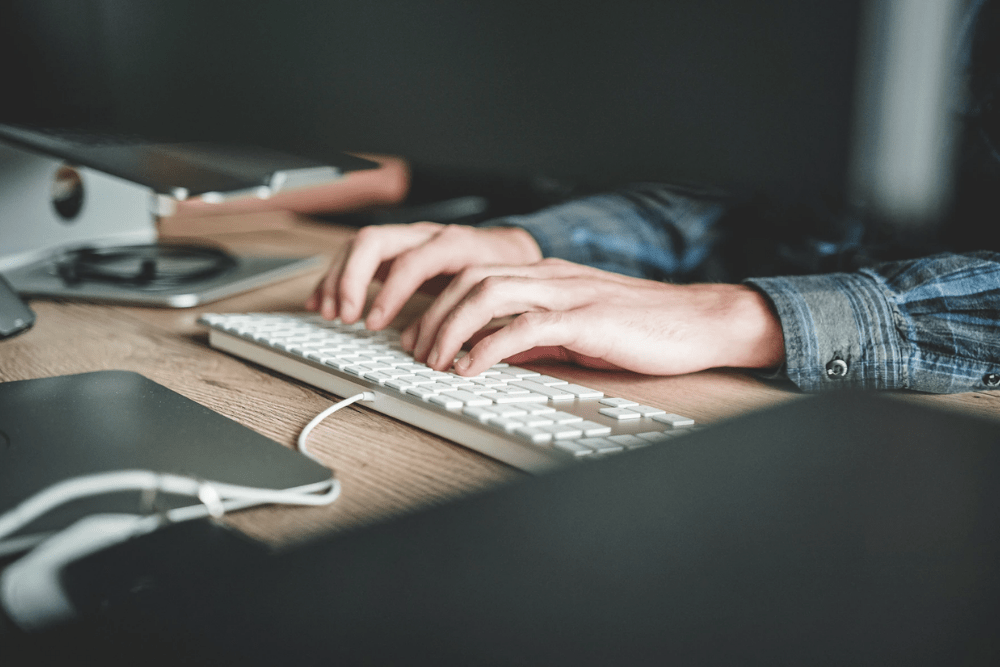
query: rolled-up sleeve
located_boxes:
[480,183,726,280]
[747,252,1000,393]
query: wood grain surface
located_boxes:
[4,211,998,546]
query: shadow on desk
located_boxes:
[7,392,1000,665]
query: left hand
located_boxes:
[400,258,786,377]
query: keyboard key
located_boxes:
[385,378,416,392]
[415,370,454,381]
[508,402,556,415]
[652,413,696,428]
[488,416,528,431]
[493,383,542,396]
[360,362,393,372]
[599,407,641,420]
[519,416,555,428]
[485,404,530,418]
[382,367,416,378]
[531,375,569,386]
[437,376,475,388]
[508,381,575,401]
[362,371,394,384]
[547,411,584,424]
[577,437,624,453]
[439,390,492,407]
[462,406,497,422]
[469,377,505,388]
[630,405,666,418]
[608,434,648,448]
[429,394,464,409]
[599,397,638,407]
[504,367,541,378]
[552,441,593,457]
[485,391,549,404]
[538,424,583,440]
[577,420,612,437]
[404,375,439,386]
[559,384,604,399]
[407,383,454,399]
[513,427,553,444]
[636,431,674,443]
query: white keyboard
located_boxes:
[199,313,698,473]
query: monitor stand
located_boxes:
[0,132,327,307]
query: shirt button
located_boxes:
[984,373,1000,388]
[825,358,848,379]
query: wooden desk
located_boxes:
[4,211,999,547]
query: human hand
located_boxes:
[401,258,785,377]
[305,223,543,329]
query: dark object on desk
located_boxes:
[0,273,34,339]
[0,371,333,540]
[52,244,237,289]
[5,251,324,309]
[39,392,1000,665]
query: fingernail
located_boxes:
[367,307,384,328]
[455,355,471,373]
[322,296,335,319]
[427,349,440,368]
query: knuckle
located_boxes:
[456,265,488,286]
[353,225,379,244]
[475,275,511,297]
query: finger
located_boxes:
[365,225,481,330]
[399,318,420,353]
[453,311,579,376]
[304,258,339,315]
[337,223,442,323]
[424,276,595,371]
[411,260,600,361]
[411,265,530,362]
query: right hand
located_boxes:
[305,222,543,330]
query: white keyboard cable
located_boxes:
[297,391,377,464]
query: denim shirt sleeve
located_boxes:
[478,183,726,280]
[746,252,1000,393]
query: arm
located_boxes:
[747,252,1000,393]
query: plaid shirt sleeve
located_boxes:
[479,183,726,280]
[747,252,1000,393]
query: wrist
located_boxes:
[487,226,544,264]
[720,285,786,370]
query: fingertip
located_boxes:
[399,325,417,352]
[454,354,473,375]
[365,306,386,331]
[321,296,336,320]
